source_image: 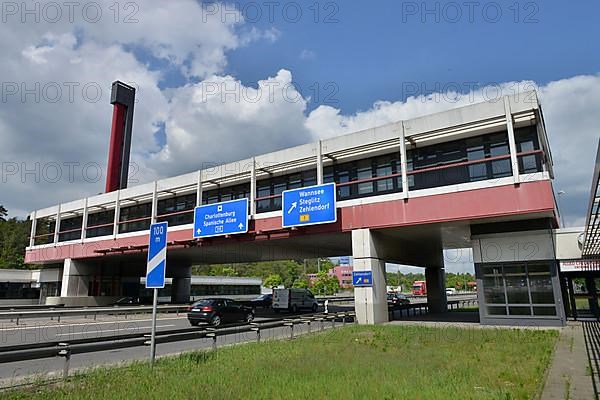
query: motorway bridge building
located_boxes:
[25,90,580,326]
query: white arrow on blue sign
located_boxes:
[282,183,336,228]
[352,271,373,287]
[146,222,168,289]
[193,198,249,239]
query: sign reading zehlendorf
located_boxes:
[193,198,249,239]
[282,183,337,228]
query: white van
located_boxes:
[272,289,319,313]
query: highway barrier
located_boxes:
[0,305,188,325]
[389,298,478,319]
[0,311,356,381]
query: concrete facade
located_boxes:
[352,229,389,324]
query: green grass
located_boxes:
[5,325,558,400]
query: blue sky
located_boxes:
[222,1,600,112]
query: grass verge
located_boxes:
[5,325,557,400]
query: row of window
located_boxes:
[0,283,40,299]
[480,261,557,317]
[140,284,260,298]
[36,128,544,243]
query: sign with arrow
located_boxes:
[146,222,168,289]
[282,182,336,228]
[193,198,249,239]
[352,271,373,287]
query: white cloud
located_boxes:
[152,69,312,177]
[0,0,274,217]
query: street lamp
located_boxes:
[557,190,566,228]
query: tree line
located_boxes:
[0,205,31,270]
[386,271,475,291]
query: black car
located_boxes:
[250,293,273,309]
[387,292,410,309]
[112,296,141,305]
[187,298,254,327]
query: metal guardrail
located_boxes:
[0,305,187,325]
[0,304,66,311]
[0,311,356,381]
[389,299,478,319]
[0,293,476,324]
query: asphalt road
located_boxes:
[0,305,355,385]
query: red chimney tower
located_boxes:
[105,81,136,193]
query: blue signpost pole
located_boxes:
[146,221,168,366]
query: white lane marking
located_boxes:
[0,316,186,332]
[55,324,176,336]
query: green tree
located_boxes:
[221,266,238,277]
[263,274,283,289]
[0,207,31,269]
[292,276,309,289]
[311,271,340,295]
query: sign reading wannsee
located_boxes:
[282,183,337,228]
[193,198,249,239]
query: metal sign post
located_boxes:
[146,221,168,366]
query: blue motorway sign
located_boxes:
[193,198,248,239]
[146,222,168,289]
[352,271,373,287]
[282,183,336,228]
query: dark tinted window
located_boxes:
[193,299,214,307]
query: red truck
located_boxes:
[412,281,427,296]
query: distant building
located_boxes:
[308,265,354,289]
[0,268,261,306]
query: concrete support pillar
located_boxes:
[250,158,256,216]
[425,267,447,313]
[399,122,409,199]
[81,198,88,241]
[196,170,203,207]
[316,140,323,185]
[171,266,192,304]
[504,96,520,184]
[29,211,37,247]
[352,229,388,324]
[54,204,61,245]
[61,258,90,297]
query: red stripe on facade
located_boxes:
[25,180,557,263]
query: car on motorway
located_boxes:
[112,296,141,305]
[187,298,254,327]
[249,293,273,309]
[446,288,457,295]
[387,292,410,309]
[272,288,319,313]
